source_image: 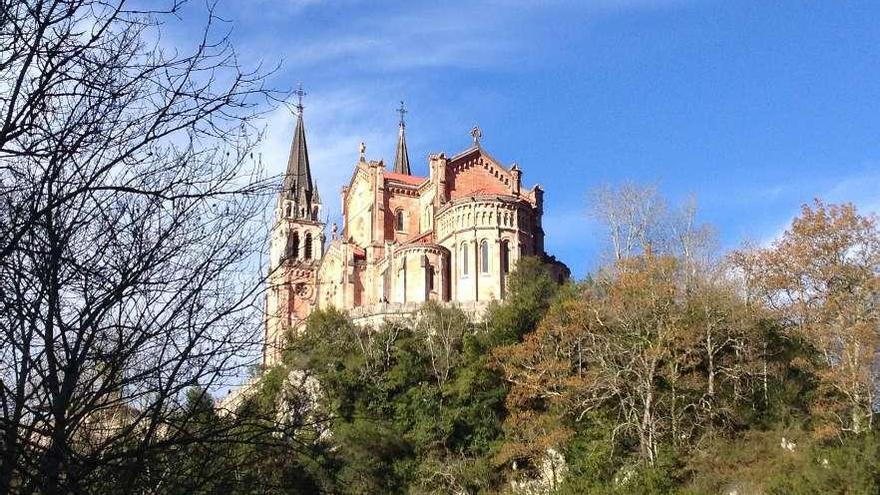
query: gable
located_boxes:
[345,167,374,248]
[446,149,514,200]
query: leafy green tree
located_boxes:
[249,258,567,494]
[485,256,564,346]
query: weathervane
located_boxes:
[293,82,307,114]
[397,100,408,128]
[470,125,482,146]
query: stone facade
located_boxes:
[263,107,568,366]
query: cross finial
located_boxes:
[293,82,307,114]
[470,125,482,146]
[396,100,407,128]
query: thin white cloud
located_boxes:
[756,169,880,247]
[824,169,880,215]
[233,4,522,73]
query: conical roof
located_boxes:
[393,123,411,175]
[280,109,319,220]
[282,112,311,196]
[392,101,411,175]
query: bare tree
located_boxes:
[589,184,715,282]
[588,182,667,263]
[0,1,283,493]
[667,194,716,283]
[414,302,470,391]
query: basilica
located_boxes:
[263,95,568,366]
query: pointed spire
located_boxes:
[280,84,319,220]
[311,179,321,205]
[393,101,411,175]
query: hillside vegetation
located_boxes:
[192,196,880,494]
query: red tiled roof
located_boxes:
[383,171,425,186]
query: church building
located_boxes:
[263,92,568,366]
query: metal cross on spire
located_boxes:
[396,100,407,128]
[393,101,411,175]
[294,82,307,114]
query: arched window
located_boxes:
[460,242,469,277]
[285,203,292,217]
[500,240,510,274]
[426,264,435,292]
[289,232,300,259]
[304,233,313,260]
[395,209,405,231]
[480,240,489,274]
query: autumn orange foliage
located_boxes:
[733,200,880,437]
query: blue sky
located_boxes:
[182,0,880,278]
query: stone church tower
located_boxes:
[264,89,324,366]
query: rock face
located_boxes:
[509,448,568,495]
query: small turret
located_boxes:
[510,162,522,195]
